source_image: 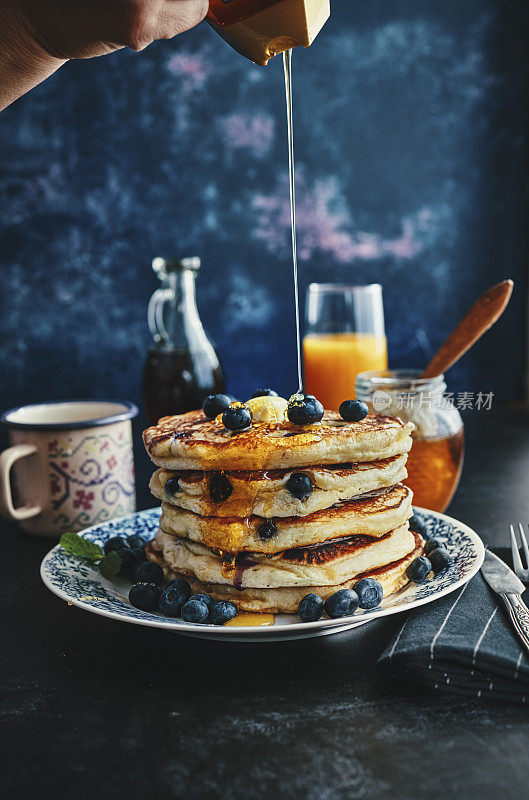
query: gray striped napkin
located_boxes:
[377,549,529,704]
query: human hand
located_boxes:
[8,0,209,59]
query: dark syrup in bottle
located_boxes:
[142,257,225,423]
[143,347,224,423]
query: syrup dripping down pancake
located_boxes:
[143,410,414,471]
[149,454,408,518]
[151,522,416,590]
[158,483,413,554]
[146,531,425,613]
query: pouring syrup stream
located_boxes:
[283,49,303,393]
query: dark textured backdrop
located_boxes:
[1,0,528,420]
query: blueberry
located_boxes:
[166,578,192,603]
[203,393,233,419]
[126,534,143,549]
[339,399,369,423]
[257,520,277,540]
[209,472,233,503]
[164,477,180,497]
[181,597,209,623]
[424,537,443,556]
[324,589,359,619]
[352,577,383,609]
[133,561,164,585]
[285,472,313,501]
[222,402,252,432]
[429,547,451,574]
[287,393,324,426]
[104,536,128,554]
[406,556,432,583]
[129,582,161,611]
[298,594,324,622]
[250,389,278,398]
[409,513,428,537]
[159,584,186,617]
[116,547,139,575]
[193,593,213,610]
[209,600,238,625]
[131,547,147,563]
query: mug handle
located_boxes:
[0,444,42,520]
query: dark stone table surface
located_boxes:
[2,407,529,800]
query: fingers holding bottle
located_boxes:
[10,0,210,60]
[124,0,210,52]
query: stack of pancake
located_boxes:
[143,405,423,614]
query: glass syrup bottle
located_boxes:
[142,257,225,423]
[207,0,330,66]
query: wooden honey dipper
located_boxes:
[421,279,514,379]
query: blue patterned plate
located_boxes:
[40,506,484,642]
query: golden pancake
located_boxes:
[146,531,425,613]
[152,523,415,589]
[158,483,413,553]
[143,410,413,471]
[149,454,408,518]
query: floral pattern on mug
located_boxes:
[49,429,135,533]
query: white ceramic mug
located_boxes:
[0,400,138,537]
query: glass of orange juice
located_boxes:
[303,284,388,410]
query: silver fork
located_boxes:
[510,523,529,582]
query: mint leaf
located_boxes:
[99,552,122,579]
[59,532,103,563]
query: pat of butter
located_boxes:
[246,396,288,423]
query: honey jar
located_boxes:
[356,370,464,513]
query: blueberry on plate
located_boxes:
[285,472,313,501]
[250,389,278,398]
[209,472,233,503]
[159,584,187,617]
[116,547,139,575]
[222,402,252,432]
[193,593,213,610]
[209,601,238,625]
[104,536,128,554]
[129,582,161,611]
[131,547,147,563]
[181,597,210,624]
[203,393,233,419]
[166,578,192,604]
[424,537,443,556]
[405,556,432,583]
[133,561,164,586]
[352,577,383,609]
[287,393,324,426]
[164,477,180,497]
[298,593,324,622]
[324,589,359,619]
[339,400,369,423]
[409,513,428,537]
[127,534,145,549]
[159,580,192,615]
[429,547,451,574]
[257,520,278,540]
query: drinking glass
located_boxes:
[303,284,388,410]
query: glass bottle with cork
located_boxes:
[356,370,465,513]
[142,257,225,424]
